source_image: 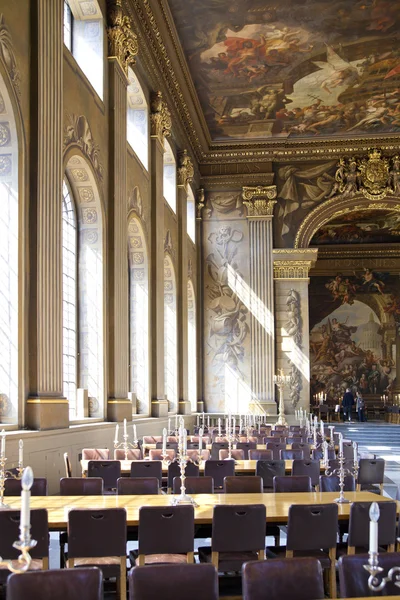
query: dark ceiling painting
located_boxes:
[167,0,400,141]
[310,208,400,245]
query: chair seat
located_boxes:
[268,547,333,569]
[135,554,188,566]
[0,558,44,573]
[70,556,122,579]
[198,546,260,572]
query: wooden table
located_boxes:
[4,491,394,529]
[80,459,327,476]
[143,443,321,451]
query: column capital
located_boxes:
[273,248,318,280]
[242,185,277,218]
[150,91,172,142]
[177,149,194,189]
[107,0,138,76]
[196,187,205,220]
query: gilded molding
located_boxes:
[107,0,138,76]
[196,187,205,220]
[150,91,171,142]
[274,260,315,280]
[177,149,194,188]
[0,14,20,97]
[243,185,277,218]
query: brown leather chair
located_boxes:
[128,563,218,600]
[167,461,199,491]
[248,449,272,460]
[219,449,244,461]
[210,442,229,460]
[238,436,258,443]
[236,442,257,459]
[291,443,311,457]
[60,477,103,495]
[82,449,110,460]
[312,447,335,461]
[199,504,266,571]
[346,501,397,554]
[63,452,72,478]
[273,475,312,493]
[117,477,159,495]
[204,460,235,489]
[242,557,325,600]
[136,505,195,565]
[130,460,162,487]
[286,437,306,444]
[4,477,48,496]
[291,459,320,488]
[155,442,179,451]
[173,476,214,494]
[114,448,142,460]
[343,441,356,460]
[280,449,304,460]
[67,508,127,600]
[255,460,285,491]
[338,552,400,598]
[7,567,103,600]
[319,474,355,492]
[271,429,287,437]
[264,437,284,444]
[266,442,286,460]
[186,449,210,462]
[357,458,385,494]
[0,509,49,584]
[143,436,163,445]
[224,476,263,494]
[149,449,176,461]
[87,460,121,493]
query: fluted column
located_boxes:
[273,249,318,415]
[177,151,194,415]
[196,189,205,413]
[27,0,67,430]
[106,0,138,421]
[150,92,172,417]
[243,186,277,415]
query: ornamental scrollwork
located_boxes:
[107,0,138,75]
[242,185,277,217]
[0,14,20,97]
[286,289,302,408]
[177,149,194,188]
[150,91,171,141]
[63,114,104,183]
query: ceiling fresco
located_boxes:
[167,0,400,142]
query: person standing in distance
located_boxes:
[342,387,354,422]
[356,391,365,422]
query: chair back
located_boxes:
[87,460,121,491]
[130,460,162,486]
[173,476,214,494]
[248,449,272,460]
[82,449,110,460]
[68,508,127,558]
[167,437,177,442]
[143,436,162,444]
[255,460,285,490]
[280,449,304,460]
[219,449,244,461]
[273,475,312,493]
[319,474,355,492]
[328,458,354,471]
[287,504,338,552]
[343,441,356,460]
[236,442,257,459]
[287,437,306,444]
[138,505,194,556]
[266,442,286,460]
[60,477,103,495]
[291,459,320,486]
[4,477,48,496]
[0,509,49,560]
[167,461,199,489]
[211,504,266,553]
[338,553,400,598]
[242,557,324,600]
[224,476,263,494]
[348,501,397,549]
[64,452,72,478]
[128,563,218,600]
[114,448,142,460]
[155,442,179,450]
[312,448,335,461]
[7,568,103,600]
[186,449,210,462]
[291,443,311,456]
[204,459,235,489]
[264,437,284,444]
[117,477,159,495]
[186,442,199,449]
[149,449,176,461]
[358,458,385,487]
[210,442,229,460]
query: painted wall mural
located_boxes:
[167,0,400,141]
[309,271,400,401]
[311,208,400,245]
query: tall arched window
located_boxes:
[128,207,149,414]
[163,139,176,213]
[187,280,197,411]
[62,179,77,418]
[0,73,19,423]
[187,186,195,243]
[127,69,148,170]
[164,254,177,412]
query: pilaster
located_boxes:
[27,0,68,429]
[196,188,205,414]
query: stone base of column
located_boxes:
[197,401,205,413]
[151,400,169,418]
[250,401,278,416]
[178,401,192,415]
[26,398,69,430]
[107,399,132,422]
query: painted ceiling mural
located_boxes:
[311,208,400,245]
[167,0,400,141]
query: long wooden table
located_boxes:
[80,459,327,476]
[4,491,394,529]
[143,443,322,451]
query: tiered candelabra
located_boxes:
[364,502,400,592]
[113,419,139,460]
[274,370,291,426]
[325,433,358,503]
[170,418,199,506]
[0,431,24,509]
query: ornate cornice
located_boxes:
[243,186,277,218]
[177,149,194,188]
[150,91,171,142]
[107,0,138,76]
[196,187,205,220]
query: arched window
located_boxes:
[187,185,196,243]
[163,139,176,213]
[164,254,177,412]
[128,208,149,415]
[187,280,196,411]
[0,73,19,423]
[63,0,104,100]
[127,69,148,170]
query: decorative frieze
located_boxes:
[107,0,138,75]
[242,185,277,217]
[150,91,171,142]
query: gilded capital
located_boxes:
[242,185,277,217]
[177,149,194,188]
[150,91,172,141]
[107,0,138,75]
[196,187,205,220]
[273,260,314,280]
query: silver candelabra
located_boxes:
[325,433,358,503]
[113,421,139,460]
[274,370,291,426]
[364,502,400,592]
[170,418,200,506]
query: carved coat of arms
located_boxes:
[358,150,390,201]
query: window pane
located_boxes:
[63,1,72,51]
[187,187,196,243]
[163,140,176,213]
[127,70,148,170]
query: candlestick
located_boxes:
[369,502,379,555]
[198,427,203,452]
[196,415,199,427]
[175,414,178,430]
[339,433,343,456]
[20,467,33,532]
[218,418,221,436]
[18,440,23,468]
[162,427,167,457]
[320,420,324,437]
[168,418,171,433]
[1,430,5,458]
[114,424,119,444]
[123,419,127,437]
[113,420,139,459]
[207,415,210,428]
[133,425,137,443]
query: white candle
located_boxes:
[218,418,221,436]
[0,430,5,458]
[369,502,380,554]
[168,418,171,433]
[207,415,210,428]
[183,429,187,455]
[239,419,243,434]
[133,425,137,442]
[21,466,34,533]
[199,427,203,450]
[339,433,343,456]
[18,440,23,466]
[162,427,167,455]
[175,414,178,429]
[123,418,127,437]
[202,412,205,425]
[353,441,358,466]
[323,441,329,467]
[114,424,119,444]
[225,418,228,434]
[320,421,324,437]
[232,418,236,437]
[196,415,199,427]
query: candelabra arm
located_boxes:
[0,528,37,574]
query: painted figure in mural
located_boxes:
[368,364,381,394]
[360,268,386,294]
[388,156,400,194]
